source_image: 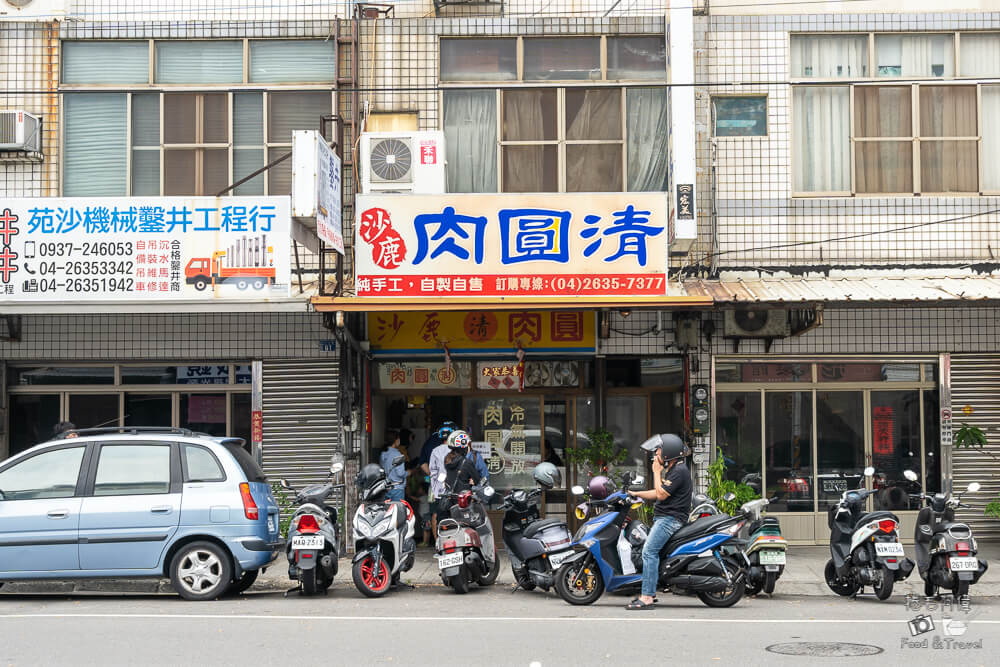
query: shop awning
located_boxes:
[311,294,712,312]
[681,274,1000,306]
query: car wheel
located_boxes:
[193,277,208,291]
[226,569,259,595]
[170,541,233,601]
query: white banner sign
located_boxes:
[292,131,344,254]
[0,197,290,301]
[354,193,669,298]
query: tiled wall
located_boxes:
[696,13,1000,271]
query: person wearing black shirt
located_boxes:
[625,433,692,610]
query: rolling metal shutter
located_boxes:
[261,359,340,487]
[950,354,1000,540]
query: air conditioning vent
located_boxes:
[369,137,413,183]
[359,131,446,194]
[1,0,67,20]
[724,309,790,338]
[0,110,41,152]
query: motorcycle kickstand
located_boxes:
[284,585,303,597]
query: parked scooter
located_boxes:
[350,460,417,597]
[554,438,751,608]
[825,466,915,600]
[908,470,988,600]
[281,456,345,595]
[689,494,787,596]
[501,462,574,593]
[434,472,501,594]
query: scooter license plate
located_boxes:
[874,542,904,557]
[950,556,978,571]
[438,553,463,569]
[548,550,574,569]
[291,535,324,549]
[758,550,786,565]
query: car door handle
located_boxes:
[150,506,173,514]
[47,510,69,519]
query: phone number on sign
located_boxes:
[33,277,135,293]
[357,273,667,296]
[551,276,665,293]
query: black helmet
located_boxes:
[640,433,687,462]
[532,462,562,490]
[356,463,386,490]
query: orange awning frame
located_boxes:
[311,295,713,312]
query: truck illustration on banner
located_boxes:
[184,233,276,291]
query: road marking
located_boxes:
[1,613,999,624]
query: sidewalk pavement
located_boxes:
[4,543,1000,597]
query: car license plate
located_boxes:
[950,556,978,571]
[759,549,786,565]
[291,535,324,550]
[438,553,463,569]
[267,515,276,533]
[548,550,573,569]
[874,542,905,557]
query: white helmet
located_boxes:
[447,430,471,451]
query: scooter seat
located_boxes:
[932,521,972,536]
[523,518,566,538]
[853,510,899,530]
[663,515,734,553]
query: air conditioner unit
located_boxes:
[0,111,41,152]
[724,308,790,338]
[0,0,67,21]
[359,130,446,194]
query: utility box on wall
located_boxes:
[691,383,710,435]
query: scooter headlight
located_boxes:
[374,517,394,535]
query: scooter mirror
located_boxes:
[903,470,918,482]
[863,466,875,477]
[279,478,292,490]
[571,485,585,496]
[483,486,495,498]
[633,475,645,487]
[723,492,737,502]
[968,482,981,493]
[330,462,344,475]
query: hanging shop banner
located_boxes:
[0,197,290,301]
[354,193,669,298]
[376,361,473,390]
[368,310,596,354]
[477,360,582,390]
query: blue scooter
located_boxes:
[554,466,755,608]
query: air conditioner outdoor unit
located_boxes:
[724,308,790,338]
[0,111,41,152]
[0,0,67,21]
[359,130,446,194]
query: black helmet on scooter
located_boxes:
[640,433,688,462]
[532,462,562,490]
[356,463,388,501]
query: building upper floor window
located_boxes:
[713,96,767,137]
[440,36,667,193]
[60,39,335,196]
[790,32,1000,195]
[440,36,665,83]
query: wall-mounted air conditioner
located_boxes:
[0,0,67,21]
[0,111,41,152]
[359,130,446,194]
[723,308,790,338]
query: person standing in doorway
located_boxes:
[380,430,407,502]
[53,421,78,439]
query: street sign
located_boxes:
[291,130,344,254]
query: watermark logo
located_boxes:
[901,594,983,650]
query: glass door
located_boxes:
[464,395,543,492]
[815,391,866,511]
[69,394,121,430]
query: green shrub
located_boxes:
[706,445,760,515]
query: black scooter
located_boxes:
[909,471,988,600]
[825,466,914,601]
[280,457,345,595]
[501,487,573,592]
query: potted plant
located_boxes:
[706,445,760,515]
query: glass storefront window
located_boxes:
[816,391,866,510]
[69,394,121,429]
[640,358,684,387]
[650,392,684,439]
[9,394,61,455]
[871,390,923,510]
[9,367,114,385]
[818,362,921,382]
[465,397,542,491]
[765,392,813,512]
[738,363,810,383]
[232,393,252,448]
[923,390,942,494]
[606,395,649,477]
[180,393,228,436]
[716,392,762,484]
[125,394,172,427]
[121,367,177,384]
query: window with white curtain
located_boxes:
[793,87,850,193]
[443,87,667,193]
[981,85,1000,191]
[960,33,1000,77]
[875,34,954,77]
[790,35,868,78]
[61,39,335,195]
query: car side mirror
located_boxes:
[571,485,585,496]
[968,482,981,493]
[279,478,292,490]
[393,455,405,467]
[863,466,875,477]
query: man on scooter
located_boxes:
[625,433,692,610]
